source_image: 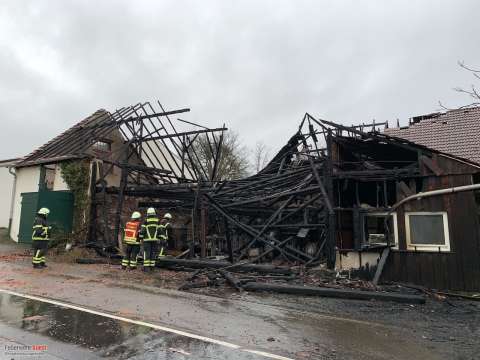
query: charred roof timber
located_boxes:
[82,104,480,291]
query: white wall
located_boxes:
[10,166,40,242]
[0,168,14,228]
[53,164,69,191]
[335,251,381,271]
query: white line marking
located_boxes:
[0,288,294,360]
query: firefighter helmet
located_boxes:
[131,211,141,220]
[38,208,50,216]
[147,208,156,216]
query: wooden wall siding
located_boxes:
[382,173,480,291]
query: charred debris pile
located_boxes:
[74,103,439,303]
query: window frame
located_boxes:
[92,139,112,153]
[361,212,398,249]
[405,212,450,252]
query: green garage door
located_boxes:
[18,191,74,244]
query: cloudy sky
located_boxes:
[1,0,479,160]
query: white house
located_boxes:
[2,109,145,243]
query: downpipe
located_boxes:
[8,166,17,237]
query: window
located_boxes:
[93,140,111,152]
[44,167,55,190]
[405,212,450,252]
[362,212,398,248]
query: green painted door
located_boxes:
[18,193,39,243]
[18,191,74,244]
[39,191,74,234]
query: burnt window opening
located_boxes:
[361,213,397,248]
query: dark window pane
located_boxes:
[409,215,445,245]
[364,215,394,244]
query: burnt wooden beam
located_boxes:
[133,127,227,143]
[372,247,390,285]
[242,283,425,304]
[156,258,292,274]
[397,181,414,198]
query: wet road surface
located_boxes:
[0,291,289,360]
[1,258,474,359]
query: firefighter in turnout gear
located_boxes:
[158,213,172,258]
[32,208,51,268]
[122,212,142,270]
[140,208,160,272]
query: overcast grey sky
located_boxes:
[1,0,479,160]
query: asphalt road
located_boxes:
[0,291,287,360]
[0,246,478,359]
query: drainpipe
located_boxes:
[8,166,17,238]
[390,183,480,212]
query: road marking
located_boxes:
[0,288,294,360]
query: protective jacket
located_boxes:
[32,216,50,241]
[158,220,171,241]
[140,216,160,241]
[124,220,141,244]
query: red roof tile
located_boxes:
[384,107,480,164]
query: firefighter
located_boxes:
[32,208,51,269]
[158,213,172,258]
[121,212,142,270]
[140,207,160,272]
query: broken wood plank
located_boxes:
[397,181,414,198]
[219,270,243,291]
[175,249,190,259]
[372,247,390,285]
[242,282,425,304]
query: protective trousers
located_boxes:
[143,241,158,269]
[122,244,140,269]
[32,240,48,267]
[158,240,167,258]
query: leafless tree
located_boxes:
[252,141,271,173]
[440,61,480,109]
[188,131,250,181]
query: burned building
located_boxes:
[5,102,480,292]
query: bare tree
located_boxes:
[440,61,480,109]
[188,131,250,181]
[252,141,271,173]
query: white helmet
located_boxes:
[147,208,156,216]
[38,208,50,216]
[131,211,141,220]
[163,213,172,220]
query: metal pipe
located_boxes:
[8,166,17,238]
[391,183,480,211]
